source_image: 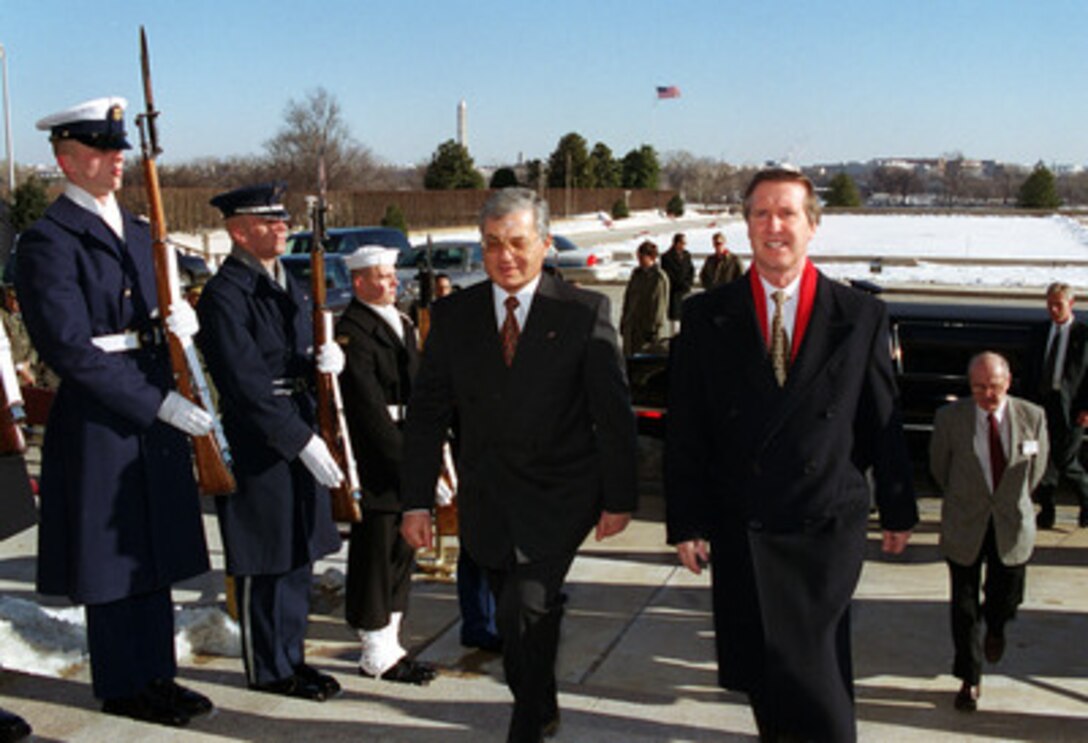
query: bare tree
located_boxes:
[264,87,381,192]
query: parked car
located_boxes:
[397,239,489,307]
[626,292,1067,486]
[177,252,212,290]
[286,226,413,260]
[280,253,353,314]
[546,234,619,282]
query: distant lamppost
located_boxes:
[0,43,13,198]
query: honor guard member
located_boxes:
[196,183,345,701]
[338,246,437,684]
[15,97,214,727]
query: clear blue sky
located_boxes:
[3,0,1086,170]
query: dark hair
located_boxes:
[742,167,821,226]
[636,240,658,259]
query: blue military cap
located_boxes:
[35,96,132,151]
[209,182,291,221]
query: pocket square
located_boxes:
[1020,440,1039,456]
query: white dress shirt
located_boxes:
[492,274,542,332]
[758,273,802,343]
[64,182,124,240]
[973,400,1009,494]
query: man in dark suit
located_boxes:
[16,97,213,727]
[659,232,693,335]
[665,168,918,743]
[197,183,344,702]
[400,187,638,742]
[337,246,435,685]
[930,352,1048,712]
[1033,282,1088,529]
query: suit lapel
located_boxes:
[709,283,777,399]
[759,277,856,442]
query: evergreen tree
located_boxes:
[423,140,485,190]
[489,167,518,188]
[621,145,660,189]
[611,198,630,220]
[380,204,408,235]
[524,159,545,191]
[1017,163,1061,209]
[11,177,49,232]
[547,133,591,188]
[587,142,621,188]
[666,193,685,217]
[825,173,862,207]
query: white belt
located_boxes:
[387,404,405,422]
[91,331,142,353]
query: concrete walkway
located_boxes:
[1,479,1087,741]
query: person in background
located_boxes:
[659,232,693,335]
[1032,282,1088,529]
[16,96,213,727]
[337,245,436,685]
[197,183,344,702]
[930,351,1048,712]
[400,187,638,742]
[619,240,670,356]
[665,167,917,743]
[699,231,744,289]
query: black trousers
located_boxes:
[345,511,414,630]
[236,563,312,686]
[947,521,1025,685]
[85,587,176,700]
[1038,394,1088,513]
[487,552,573,743]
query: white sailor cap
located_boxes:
[343,246,400,271]
[36,96,132,150]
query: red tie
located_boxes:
[501,295,520,366]
[988,412,1006,490]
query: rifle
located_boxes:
[0,319,26,455]
[311,160,363,522]
[137,26,235,496]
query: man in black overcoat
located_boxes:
[337,245,435,684]
[400,187,638,742]
[1032,281,1088,528]
[16,97,214,727]
[197,183,344,701]
[665,168,918,743]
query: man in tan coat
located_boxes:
[930,351,1048,712]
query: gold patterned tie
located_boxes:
[771,290,789,386]
[501,295,520,367]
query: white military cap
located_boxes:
[36,97,131,150]
[344,246,400,271]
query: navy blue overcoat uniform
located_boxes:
[195,255,339,576]
[15,195,209,606]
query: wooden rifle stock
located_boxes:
[310,186,363,522]
[0,321,26,455]
[139,27,234,496]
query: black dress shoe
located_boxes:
[250,675,328,702]
[984,630,1006,663]
[461,635,503,654]
[0,707,31,743]
[147,679,214,718]
[294,663,342,698]
[102,689,190,727]
[1079,510,1088,528]
[360,657,437,685]
[1037,509,1056,529]
[954,681,979,712]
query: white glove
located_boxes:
[299,434,345,488]
[316,341,345,375]
[165,301,200,340]
[157,390,214,436]
[435,478,455,507]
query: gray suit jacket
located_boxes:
[930,396,1048,566]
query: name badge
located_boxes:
[1021,440,1039,456]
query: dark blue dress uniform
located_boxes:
[196,252,340,687]
[15,195,209,699]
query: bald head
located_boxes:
[968,352,1011,413]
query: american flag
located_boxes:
[656,85,681,99]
